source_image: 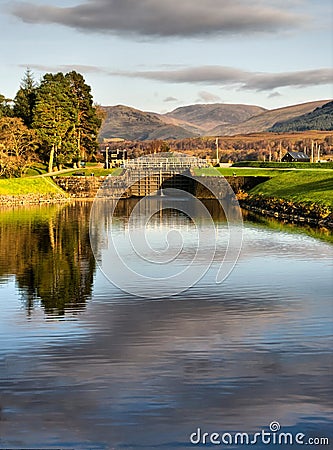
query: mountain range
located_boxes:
[99,99,331,141]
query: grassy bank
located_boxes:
[0,177,66,196]
[233,161,333,169]
[195,167,283,177]
[197,167,333,209]
[54,167,122,177]
[249,171,333,209]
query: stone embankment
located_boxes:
[0,193,69,206]
[240,195,333,229]
[53,176,106,197]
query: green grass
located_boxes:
[23,163,48,177]
[233,161,333,169]
[196,166,333,210]
[195,166,286,177]
[250,171,333,208]
[217,167,284,177]
[57,167,122,177]
[0,177,67,196]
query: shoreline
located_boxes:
[239,196,333,229]
[0,194,71,206]
[0,192,332,230]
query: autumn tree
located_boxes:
[0,94,13,118]
[0,117,37,177]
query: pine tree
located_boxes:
[13,68,37,127]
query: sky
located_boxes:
[0,0,332,113]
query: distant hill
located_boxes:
[269,101,333,132]
[209,100,330,136]
[164,103,266,132]
[99,105,197,141]
[99,100,332,141]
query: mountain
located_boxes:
[99,105,197,141]
[99,100,332,141]
[164,103,266,132]
[209,100,330,136]
[269,101,333,132]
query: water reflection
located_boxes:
[0,201,332,449]
[0,202,95,315]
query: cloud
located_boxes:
[244,69,333,91]
[267,91,282,99]
[115,66,333,91]
[18,63,107,74]
[197,91,222,102]
[164,96,178,103]
[10,0,308,37]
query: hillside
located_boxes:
[165,103,266,132]
[269,101,333,132]
[99,100,332,141]
[99,105,197,141]
[209,100,330,136]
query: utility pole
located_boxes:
[105,146,109,169]
[215,138,219,165]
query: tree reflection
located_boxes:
[0,202,96,315]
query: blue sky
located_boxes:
[1,0,332,113]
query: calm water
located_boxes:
[0,200,332,449]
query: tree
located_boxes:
[65,71,102,162]
[0,117,37,177]
[0,94,13,118]
[32,73,77,172]
[13,68,37,127]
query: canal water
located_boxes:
[0,200,332,449]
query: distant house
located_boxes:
[282,151,310,163]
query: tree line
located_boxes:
[102,133,333,162]
[0,69,102,177]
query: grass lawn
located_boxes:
[194,167,285,177]
[195,166,333,209]
[249,171,333,208]
[57,167,122,177]
[23,163,48,177]
[0,177,67,196]
[217,167,284,177]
